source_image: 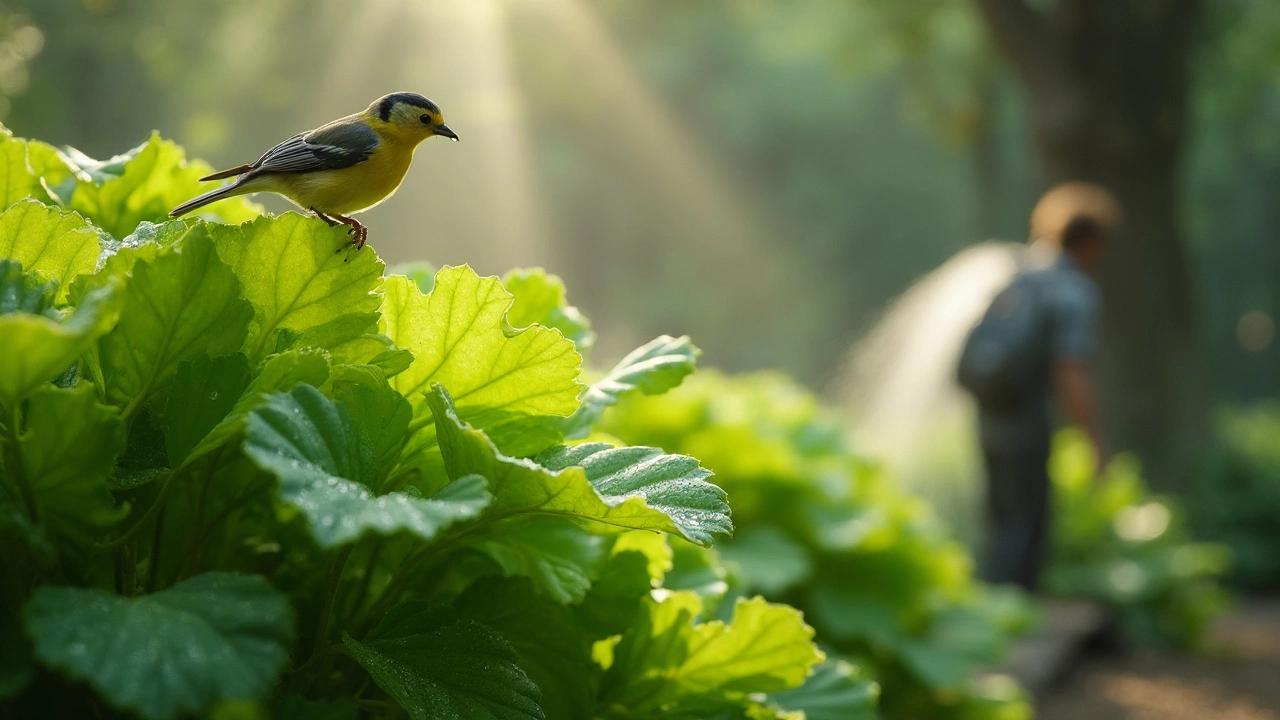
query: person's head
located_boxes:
[1029,181,1120,272]
[1059,214,1107,271]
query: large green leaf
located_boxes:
[0,200,102,304]
[456,578,598,720]
[380,267,582,460]
[767,659,879,720]
[562,335,699,437]
[343,601,544,720]
[0,129,43,209]
[536,442,732,546]
[502,268,594,350]
[209,213,384,359]
[0,281,119,408]
[97,226,252,415]
[23,573,294,720]
[599,593,822,712]
[430,385,730,545]
[66,134,259,239]
[6,386,126,546]
[469,516,606,604]
[243,385,490,548]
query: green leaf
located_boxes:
[575,549,656,640]
[0,200,102,304]
[767,660,879,720]
[380,267,582,460]
[600,593,822,711]
[0,130,42,209]
[209,214,384,359]
[0,259,56,316]
[716,526,813,596]
[343,601,544,720]
[536,442,732,545]
[502,268,595,350]
[328,364,412,479]
[243,385,490,548]
[563,335,700,437]
[96,226,252,415]
[0,281,119,408]
[7,385,126,546]
[430,385,730,545]
[23,572,294,720]
[164,353,252,466]
[470,516,606,604]
[67,134,259,238]
[24,139,75,188]
[456,578,598,720]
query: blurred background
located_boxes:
[6,1,1280,517]
[8,0,1280,715]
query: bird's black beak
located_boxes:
[435,124,459,142]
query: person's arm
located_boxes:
[1054,359,1110,473]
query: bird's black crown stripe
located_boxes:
[378,92,441,121]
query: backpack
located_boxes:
[957,271,1052,410]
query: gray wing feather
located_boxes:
[250,118,379,175]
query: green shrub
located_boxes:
[600,371,1035,720]
[1047,430,1232,649]
[1189,405,1280,590]
[0,128,861,719]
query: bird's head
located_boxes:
[366,92,458,144]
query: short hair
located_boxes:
[1030,182,1121,246]
[1061,215,1105,250]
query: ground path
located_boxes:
[1037,600,1280,720]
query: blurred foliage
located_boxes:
[1190,406,1280,591]
[1048,430,1232,650]
[601,371,1035,720]
[0,0,1276,401]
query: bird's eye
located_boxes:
[419,114,431,124]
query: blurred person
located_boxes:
[958,183,1118,591]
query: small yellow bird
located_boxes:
[170,92,458,249]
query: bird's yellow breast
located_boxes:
[263,132,420,215]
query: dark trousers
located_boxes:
[979,440,1051,592]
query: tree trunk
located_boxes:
[975,0,1208,487]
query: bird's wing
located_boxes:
[250,118,380,175]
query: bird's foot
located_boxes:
[346,223,369,250]
[312,208,339,227]
[327,212,368,259]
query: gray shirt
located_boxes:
[978,251,1100,452]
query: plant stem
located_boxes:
[299,546,353,673]
[344,537,383,621]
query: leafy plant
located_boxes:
[1189,405,1280,590]
[600,371,1035,720]
[1048,430,1232,649]
[0,129,848,719]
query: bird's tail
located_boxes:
[169,180,248,218]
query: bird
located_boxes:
[170,92,458,251]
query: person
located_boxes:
[960,183,1117,592]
